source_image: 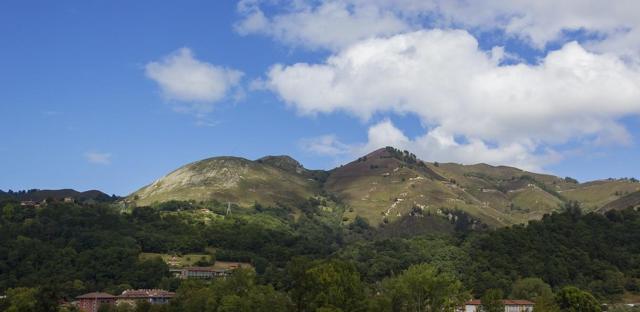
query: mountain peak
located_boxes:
[127,149,640,227]
[257,155,305,174]
[357,146,422,165]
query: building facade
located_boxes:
[76,292,116,312]
[173,266,230,279]
[464,299,535,312]
[116,289,175,306]
[76,289,174,311]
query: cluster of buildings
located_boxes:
[76,289,175,312]
[463,299,535,312]
[74,262,251,312]
[73,291,534,312]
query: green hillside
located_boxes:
[597,190,640,212]
[129,156,321,207]
[561,180,640,211]
[127,147,640,227]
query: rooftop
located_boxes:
[77,289,175,300]
[182,266,229,272]
[466,300,535,306]
[118,289,175,299]
[76,292,115,299]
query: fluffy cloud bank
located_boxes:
[268,30,640,169]
[145,48,243,114]
[237,0,640,169]
[237,0,640,59]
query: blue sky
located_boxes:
[1,0,639,195]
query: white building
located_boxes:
[464,299,534,312]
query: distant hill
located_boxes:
[597,190,640,212]
[127,147,640,227]
[1,189,114,202]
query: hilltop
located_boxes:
[128,147,640,227]
[130,156,323,207]
[1,188,114,202]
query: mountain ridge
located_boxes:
[0,188,113,202]
[127,146,640,227]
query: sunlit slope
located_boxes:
[561,180,640,211]
[130,156,321,207]
[325,148,549,226]
[128,147,640,227]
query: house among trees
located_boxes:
[116,289,175,306]
[464,299,535,312]
[76,289,174,312]
[172,266,230,279]
[170,261,252,279]
[19,200,45,208]
[76,292,116,312]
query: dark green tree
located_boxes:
[555,287,600,312]
[381,263,469,312]
[481,289,504,312]
[510,278,553,302]
[4,287,38,312]
[293,259,365,312]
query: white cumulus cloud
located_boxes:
[299,135,351,156]
[266,29,640,169]
[145,48,243,114]
[356,120,561,172]
[85,151,112,165]
[236,0,640,60]
[235,0,409,51]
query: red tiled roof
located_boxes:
[117,289,175,299]
[466,300,534,306]
[76,292,115,299]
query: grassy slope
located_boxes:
[139,253,213,268]
[597,190,640,212]
[326,148,520,227]
[126,148,640,229]
[561,180,640,211]
[130,156,320,207]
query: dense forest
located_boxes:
[1,196,640,311]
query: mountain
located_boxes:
[127,147,640,227]
[326,147,564,226]
[1,189,113,202]
[130,156,323,207]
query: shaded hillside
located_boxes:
[598,190,640,212]
[1,189,113,202]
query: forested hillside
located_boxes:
[1,196,640,311]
